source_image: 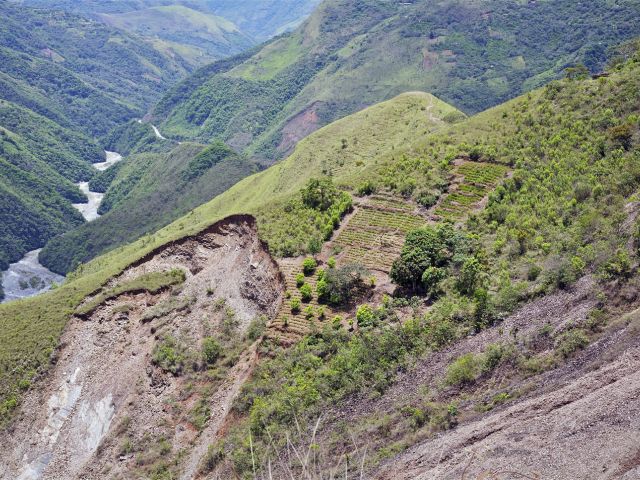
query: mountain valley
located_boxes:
[0,1,639,479]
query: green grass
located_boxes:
[76,269,186,317]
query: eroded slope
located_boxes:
[0,215,283,480]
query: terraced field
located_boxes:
[267,163,509,343]
[267,258,337,346]
[435,161,510,220]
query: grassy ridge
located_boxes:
[155,0,640,164]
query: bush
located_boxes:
[319,263,370,305]
[445,353,479,386]
[202,337,222,365]
[302,257,317,275]
[295,273,305,287]
[457,256,485,295]
[391,224,463,291]
[602,249,632,279]
[356,180,377,196]
[153,336,186,375]
[247,316,267,342]
[290,298,301,313]
[356,304,375,328]
[555,329,590,358]
[421,266,446,295]
[300,283,313,302]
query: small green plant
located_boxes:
[247,316,267,341]
[295,273,305,287]
[304,305,315,319]
[152,336,186,375]
[356,304,375,328]
[290,298,301,313]
[202,337,222,365]
[302,257,317,275]
[299,283,313,302]
[445,353,479,386]
[327,257,336,269]
[555,329,590,358]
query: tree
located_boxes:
[301,178,339,211]
[390,224,461,290]
[318,263,370,305]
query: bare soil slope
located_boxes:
[0,215,283,480]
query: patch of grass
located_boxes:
[76,269,186,317]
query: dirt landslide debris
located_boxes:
[0,215,283,480]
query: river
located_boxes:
[1,151,123,303]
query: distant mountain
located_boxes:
[0,0,191,136]
[204,0,323,41]
[18,0,321,67]
[153,0,640,163]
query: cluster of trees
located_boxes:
[258,178,353,257]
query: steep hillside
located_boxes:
[154,0,640,163]
[0,45,639,478]
[0,0,190,136]
[98,5,254,67]
[20,0,320,67]
[40,142,257,274]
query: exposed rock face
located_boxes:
[0,215,283,480]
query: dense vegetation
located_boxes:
[154,0,640,163]
[0,1,190,137]
[1,43,639,478]
[0,123,86,271]
[217,47,640,477]
[40,142,256,274]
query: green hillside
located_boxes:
[40,142,257,273]
[0,0,190,136]
[98,5,254,68]
[154,0,640,163]
[0,100,106,271]
[1,43,638,456]
[0,127,85,272]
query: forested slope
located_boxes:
[154,0,640,163]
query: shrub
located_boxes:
[299,283,313,302]
[421,266,446,295]
[295,273,305,287]
[319,263,370,305]
[304,305,315,319]
[153,336,186,375]
[327,257,336,269]
[357,180,377,196]
[301,178,340,211]
[202,337,222,365]
[457,256,485,295]
[602,249,632,279]
[247,316,267,342]
[290,298,301,313]
[356,304,375,328]
[527,264,542,281]
[302,257,317,275]
[445,353,479,386]
[391,224,462,290]
[555,329,590,358]
[416,190,439,208]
